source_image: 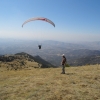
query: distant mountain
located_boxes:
[15,52,56,68]
[1,39,100,66]
[0,52,56,68]
[69,55,100,66]
[67,49,100,66]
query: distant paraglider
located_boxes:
[38,45,42,49]
[22,17,55,49]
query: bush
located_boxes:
[65,63,70,67]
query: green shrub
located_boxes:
[65,63,70,67]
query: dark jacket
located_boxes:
[62,56,66,65]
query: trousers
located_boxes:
[62,64,65,73]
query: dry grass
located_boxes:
[0,60,39,71]
[0,65,100,100]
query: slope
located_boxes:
[0,65,100,100]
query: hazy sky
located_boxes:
[0,0,100,42]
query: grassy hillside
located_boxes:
[0,65,100,100]
[0,52,55,69]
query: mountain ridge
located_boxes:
[0,52,56,70]
[0,39,100,66]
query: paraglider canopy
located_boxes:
[22,17,55,27]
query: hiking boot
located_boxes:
[61,72,65,74]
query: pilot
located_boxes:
[38,45,42,49]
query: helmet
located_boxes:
[62,54,65,56]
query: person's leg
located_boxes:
[62,65,65,74]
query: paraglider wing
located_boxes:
[22,17,55,27]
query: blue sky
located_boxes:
[0,0,100,42]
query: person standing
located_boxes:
[61,54,66,74]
